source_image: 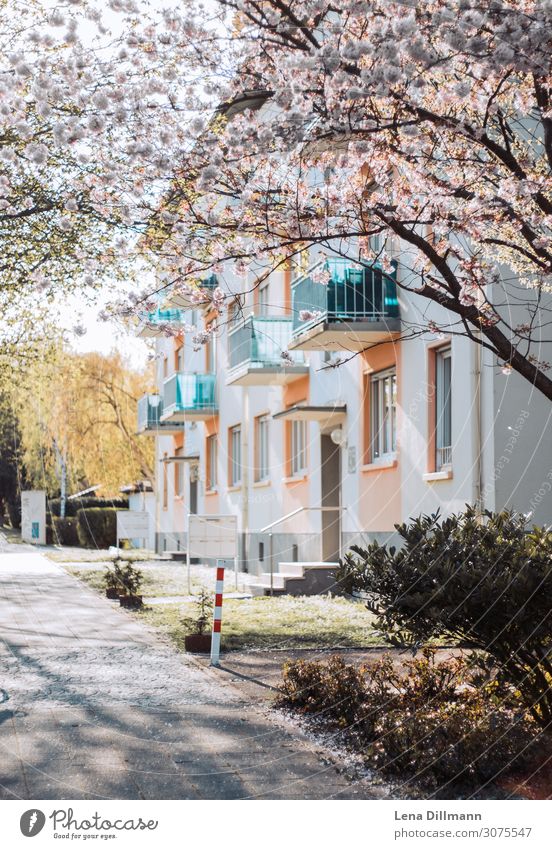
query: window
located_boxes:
[228,298,242,328]
[257,283,269,316]
[174,345,184,372]
[256,415,270,481]
[174,446,184,497]
[370,368,397,461]
[205,335,216,372]
[162,453,168,510]
[229,425,242,486]
[435,347,452,469]
[290,419,308,476]
[206,434,217,491]
[162,356,168,379]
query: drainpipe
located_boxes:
[473,332,483,512]
[242,386,250,577]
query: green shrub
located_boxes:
[52,516,80,547]
[364,651,535,788]
[183,589,213,636]
[48,497,128,518]
[337,507,552,728]
[279,650,538,789]
[104,558,143,595]
[279,654,370,729]
[76,507,119,548]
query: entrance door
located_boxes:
[320,434,341,562]
[189,475,198,515]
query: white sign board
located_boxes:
[188,514,238,559]
[21,490,46,545]
[116,510,150,541]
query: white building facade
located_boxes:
[135,251,552,583]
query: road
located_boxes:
[0,543,382,800]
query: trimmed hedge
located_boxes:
[48,496,128,518]
[52,516,80,547]
[76,507,120,548]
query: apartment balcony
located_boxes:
[135,308,184,339]
[137,394,186,435]
[160,372,217,422]
[289,257,401,352]
[227,315,309,386]
[163,273,218,310]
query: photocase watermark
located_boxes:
[19,807,159,840]
[406,381,435,423]
[529,467,552,512]
[479,410,530,505]
[20,809,46,837]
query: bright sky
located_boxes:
[59,289,151,366]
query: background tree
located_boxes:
[13,345,154,498]
[0,386,27,526]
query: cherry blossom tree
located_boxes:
[3,0,552,402]
[0,0,219,309]
[148,0,552,401]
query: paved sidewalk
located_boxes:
[0,547,383,800]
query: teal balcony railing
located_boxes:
[162,372,217,417]
[291,256,399,335]
[140,308,184,326]
[228,316,305,371]
[137,393,163,431]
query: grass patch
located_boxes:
[64,563,209,597]
[138,595,381,651]
[64,561,383,650]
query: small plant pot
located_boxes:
[119,594,143,609]
[185,633,212,653]
[105,588,120,600]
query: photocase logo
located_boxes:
[20,809,46,837]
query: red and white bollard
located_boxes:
[210,560,226,666]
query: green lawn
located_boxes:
[139,595,380,651]
[64,562,381,650]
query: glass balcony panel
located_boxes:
[163,373,217,416]
[229,316,304,371]
[292,257,399,335]
[142,308,184,325]
[137,394,162,432]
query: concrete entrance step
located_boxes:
[248,562,340,597]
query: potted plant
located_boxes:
[117,559,144,609]
[183,589,214,653]
[104,559,125,599]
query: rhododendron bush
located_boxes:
[2,0,552,399]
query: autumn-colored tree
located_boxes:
[14,346,154,498]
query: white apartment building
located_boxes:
[135,250,552,588]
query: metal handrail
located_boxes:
[259,506,347,595]
[259,505,345,534]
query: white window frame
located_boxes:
[290,419,308,477]
[175,345,184,372]
[207,434,217,491]
[370,368,397,462]
[435,347,452,470]
[206,335,216,372]
[174,446,184,497]
[230,425,242,486]
[257,283,270,317]
[256,415,270,481]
